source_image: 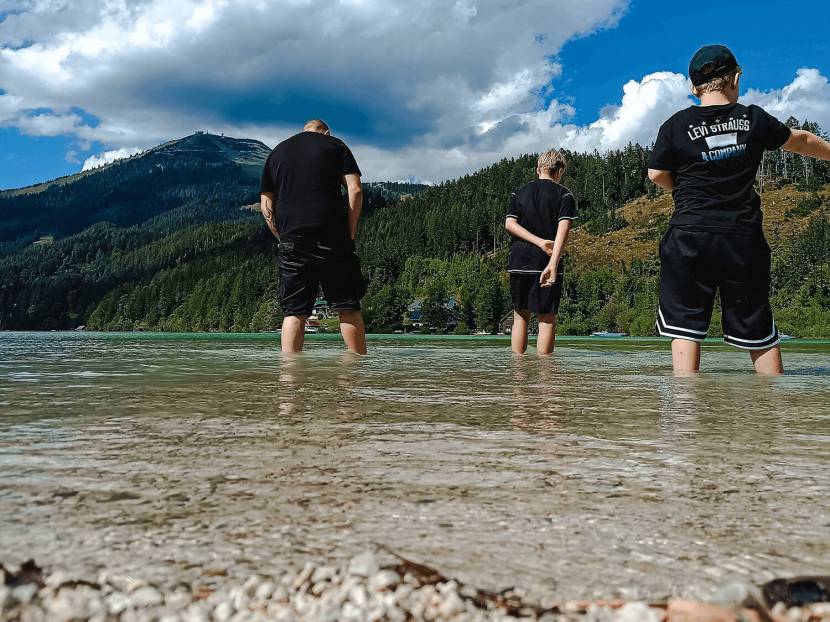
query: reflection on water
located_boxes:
[0,332,828,601]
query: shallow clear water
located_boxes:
[1,332,828,601]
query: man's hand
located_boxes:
[540,263,557,288]
[539,239,554,257]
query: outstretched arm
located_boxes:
[540,219,572,287]
[505,218,554,256]
[782,129,830,160]
[260,192,279,239]
[647,169,675,192]
[343,174,363,240]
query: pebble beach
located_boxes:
[3,553,829,622]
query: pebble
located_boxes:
[254,580,276,601]
[369,569,401,591]
[213,600,233,621]
[615,601,660,622]
[4,557,829,622]
[347,551,379,577]
[129,586,164,608]
[12,583,38,604]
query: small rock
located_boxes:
[242,575,262,595]
[106,591,132,615]
[130,586,164,608]
[349,585,369,607]
[438,590,465,618]
[271,585,289,603]
[165,590,192,610]
[311,566,337,583]
[213,601,234,622]
[340,601,364,622]
[12,584,38,605]
[615,601,660,622]
[666,599,737,622]
[254,581,276,601]
[18,604,47,622]
[0,586,11,613]
[182,603,210,622]
[347,551,379,578]
[368,570,400,592]
[292,563,315,590]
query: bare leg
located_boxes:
[672,338,701,374]
[536,313,557,355]
[511,310,530,354]
[750,345,784,375]
[281,315,306,353]
[337,310,367,355]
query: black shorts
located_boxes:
[278,239,366,317]
[510,268,563,315]
[657,227,779,350]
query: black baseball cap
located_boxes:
[689,45,739,86]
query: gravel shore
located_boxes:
[2,553,828,622]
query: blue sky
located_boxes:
[557,0,830,125]
[1,0,829,188]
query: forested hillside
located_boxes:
[1,120,828,337]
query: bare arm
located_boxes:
[260,192,279,239]
[647,169,675,192]
[540,219,572,287]
[343,174,363,240]
[782,128,830,160]
[504,218,554,256]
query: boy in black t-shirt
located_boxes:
[648,45,830,374]
[260,119,367,354]
[505,149,577,355]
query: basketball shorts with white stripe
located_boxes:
[656,226,779,350]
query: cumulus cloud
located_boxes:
[744,68,830,130]
[82,147,144,171]
[1,0,829,183]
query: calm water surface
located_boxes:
[1,332,828,601]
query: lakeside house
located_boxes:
[499,312,538,335]
[405,297,460,332]
[311,298,334,320]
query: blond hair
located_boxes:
[537,149,566,175]
[303,119,330,133]
[695,67,742,94]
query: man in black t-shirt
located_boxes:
[648,45,830,374]
[260,119,367,354]
[505,149,578,355]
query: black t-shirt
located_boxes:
[260,131,361,246]
[649,103,791,233]
[506,179,578,272]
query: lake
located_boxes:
[1,332,828,602]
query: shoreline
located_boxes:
[2,554,828,622]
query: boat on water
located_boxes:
[591,331,627,337]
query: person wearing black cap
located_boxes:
[647,44,830,374]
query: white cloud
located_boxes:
[82,147,144,171]
[558,71,691,151]
[1,1,829,184]
[744,68,830,131]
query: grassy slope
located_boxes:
[568,185,828,269]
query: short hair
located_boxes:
[695,67,741,94]
[303,119,330,133]
[537,149,566,174]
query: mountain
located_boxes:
[0,133,271,252]
[0,125,827,336]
